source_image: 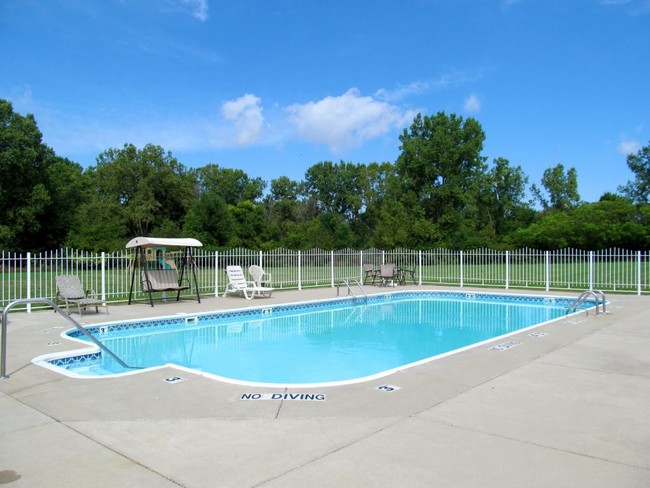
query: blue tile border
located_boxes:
[49,352,101,368]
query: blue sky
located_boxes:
[2,0,649,203]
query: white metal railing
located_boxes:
[1,247,648,310]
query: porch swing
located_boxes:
[126,237,203,307]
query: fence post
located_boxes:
[505,250,510,290]
[459,250,464,288]
[331,250,335,288]
[214,251,220,297]
[259,250,263,268]
[545,251,550,291]
[101,252,106,303]
[26,252,31,313]
[360,250,363,282]
[589,251,594,290]
[298,250,302,290]
[638,250,642,296]
[418,250,422,285]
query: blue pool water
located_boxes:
[38,291,588,386]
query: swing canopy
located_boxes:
[126,237,203,249]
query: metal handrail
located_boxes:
[592,289,607,314]
[1,298,136,379]
[336,279,368,299]
[566,290,607,316]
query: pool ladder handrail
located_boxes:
[1,298,138,379]
[336,279,368,300]
[566,290,607,316]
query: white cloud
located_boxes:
[375,68,488,103]
[601,0,650,14]
[286,88,417,153]
[617,138,641,155]
[601,0,633,5]
[24,88,418,159]
[375,81,430,102]
[40,113,212,160]
[8,85,36,112]
[464,94,481,113]
[174,0,209,21]
[220,94,264,146]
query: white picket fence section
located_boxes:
[2,247,648,311]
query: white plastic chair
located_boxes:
[249,265,272,288]
[223,265,273,300]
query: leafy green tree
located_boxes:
[352,162,396,248]
[512,199,650,250]
[66,195,128,250]
[70,143,195,248]
[355,162,395,215]
[477,157,530,237]
[189,164,268,248]
[395,112,487,246]
[228,200,268,249]
[0,99,84,250]
[182,192,233,248]
[262,176,307,247]
[196,164,265,205]
[300,213,353,250]
[43,157,88,245]
[375,201,440,249]
[531,163,581,211]
[268,176,301,222]
[618,140,650,203]
[304,161,365,220]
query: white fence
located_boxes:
[2,247,649,310]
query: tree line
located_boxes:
[2,99,649,252]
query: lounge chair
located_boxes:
[249,265,272,288]
[379,263,397,287]
[223,265,273,300]
[401,266,417,285]
[55,275,108,315]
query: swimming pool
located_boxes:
[34,291,593,386]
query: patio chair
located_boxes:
[55,275,108,315]
[363,264,378,285]
[401,266,417,285]
[379,263,397,287]
[223,265,273,300]
[249,265,272,288]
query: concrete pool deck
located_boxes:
[1,285,649,487]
